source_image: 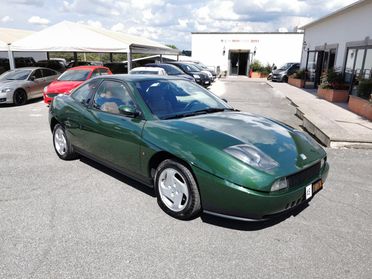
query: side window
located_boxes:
[71,79,101,105]
[42,69,57,77]
[99,68,110,75]
[93,80,134,115]
[33,69,43,79]
[91,69,100,78]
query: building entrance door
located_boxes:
[229,50,249,75]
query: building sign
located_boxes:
[221,39,260,43]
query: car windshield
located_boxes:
[0,69,32,80]
[162,65,184,75]
[58,70,90,81]
[278,63,293,70]
[179,64,199,73]
[135,79,233,119]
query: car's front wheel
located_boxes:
[13,89,27,106]
[154,159,201,220]
[53,123,77,160]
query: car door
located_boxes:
[28,69,44,98]
[67,78,102,150]
[82,79,145,174]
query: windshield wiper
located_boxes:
[163,108,237,120]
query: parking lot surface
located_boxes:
[1,81,371,279]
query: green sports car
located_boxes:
[49,75,329,221]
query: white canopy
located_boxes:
[11,21,178,55]
[0,27,34,51]
[11,21,128,53]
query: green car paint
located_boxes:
[49,75,329,220]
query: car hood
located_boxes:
[273,69,287,74]
[0,79,25,88]
[46,80,83,93]
[146,111,325,177]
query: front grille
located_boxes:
[287,162,321,189]
[47,93,60,98]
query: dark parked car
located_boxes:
[145,63,194,82]
[169,62,211,87]
[103,62,128,74]
[34,60,66,73]
[271,63,300,82]
[49,75,329,220]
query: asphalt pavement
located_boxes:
[0,81,371,279]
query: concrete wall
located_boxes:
[301,1,372,69]
[192,33,304,74]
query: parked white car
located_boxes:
[129,67,167,75]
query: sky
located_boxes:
[0,0,358,50]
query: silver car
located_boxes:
[0,67,59,105]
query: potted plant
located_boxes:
[250,60,266,78]
[288,69,306,88]
[317,69,349,102]
[348,78,372,120]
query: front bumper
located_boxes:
[271,74,284,81]
[193,162,329,221]
[0,91,15,104]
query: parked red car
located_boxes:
[43,66,112,104]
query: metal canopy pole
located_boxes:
[73,52,78,66]
[127,47,132,72]
[7,44,15,70]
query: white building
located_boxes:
[191,32,304,75]
[300,0,372,88]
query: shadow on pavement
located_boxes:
[76,156,310,230]
[79,156,156,198]
[0,97,44,108]
[201,202,309,231]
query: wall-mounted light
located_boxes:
[303,40,307,51]
[222,46,226,56]
[253,46,257,56]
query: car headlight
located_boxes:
[270,177,288,191]
[224,144,279,171]
[0,88,12,93]
[193,74,200,79]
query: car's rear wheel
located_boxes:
[13,89,27,106]
[154,159,201,220]
[53,123,77,160]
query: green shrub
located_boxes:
[320,69,346,89]
[291,69,306,79]
[250,60,264,72]
[357,79,372,101]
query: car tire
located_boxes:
[283,75,288,83]
[13,89,27,106]
[154,159,201,220]
[52,123,77,160]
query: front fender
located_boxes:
[141,122,275,192]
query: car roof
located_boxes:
[93,74,183,82]
[68,65,108,71]
[8,67,54,71]
[131,67,163,71]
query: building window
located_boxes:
[344,45,372,94]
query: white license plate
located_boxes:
[205,81,210,84]
[305,185,312,200]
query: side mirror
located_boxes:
[29,76,35,81]
[118,105,140,117]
